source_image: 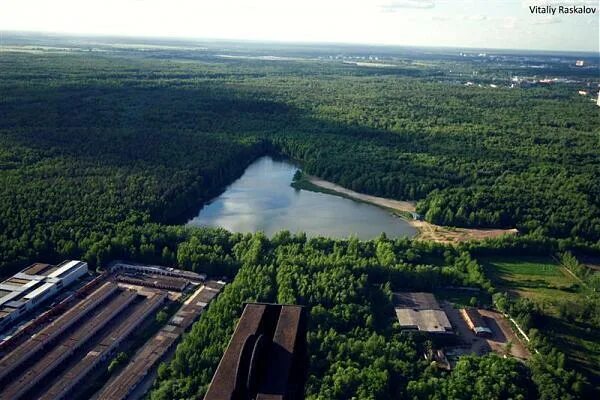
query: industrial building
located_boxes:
[110,260,207,282]
[394,292,453,334]
[97,280,226,400]
[39,291,166,400]
[115,273,190,291]
[0,260,88,331]
[460,308,493,337]
[0,259,224,400]
[205,303,307,400]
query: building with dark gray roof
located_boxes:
[393,292,453,334]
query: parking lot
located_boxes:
[442,302,530,362]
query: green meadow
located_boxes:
[482,256,580,313]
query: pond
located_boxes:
[186,156,417,240]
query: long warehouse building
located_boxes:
[0,281,117,384]
[0,288,137,400]
[0,260,88,331]
[97,280,226,400]
[39,291,166,400]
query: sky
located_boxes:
[0,0,598,51]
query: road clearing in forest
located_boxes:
[304,175,518,244]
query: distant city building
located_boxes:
[0,260,88,331]
[205,303,307,400]
[393,292,453,335]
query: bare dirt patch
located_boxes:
[479,309,530,361]
[412,220,518,244]
[442,303,530,361]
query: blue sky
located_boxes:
[0,0,598,51]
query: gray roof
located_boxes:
[395,308,452,333]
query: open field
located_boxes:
[411,220,518,244]
[482,256,580,311]
[299,175,518,244]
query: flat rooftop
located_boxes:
[0,260,88,330]
[395,308,452,333]
[393,292,452,334]
[97,282,225,400]
[22,263,55,276]
[393,292,441,310]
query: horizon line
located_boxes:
[1,29,599,56]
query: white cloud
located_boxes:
[524,0,598,5]
[463,15,488,22]
[381,0,436,12]
[0,0,596,51]
[532,15,563,24]
[502,16,520,30]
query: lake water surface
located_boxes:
[187,156,416,240]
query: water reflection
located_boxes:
[187,156,416,240]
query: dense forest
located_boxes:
[1,38,599,398]
[1,48,599,277]
[65,224,587,399]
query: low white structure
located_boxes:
[48,260,89,286]
[0,260,88,331]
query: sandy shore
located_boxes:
[306,176,518,244]
[307,176,417,212]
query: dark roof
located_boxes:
[261,306,303,394]
[205,304,266,399]
[22,263,53,276]
[393,292,441,310]
[205,303,307,400]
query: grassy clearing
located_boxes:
[482,256,580,312]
